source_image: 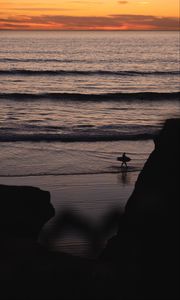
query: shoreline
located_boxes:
[0,172,138,256]
[0,172,138,207]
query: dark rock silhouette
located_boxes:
[101,119,180,300]
[0,185,92,300]
[0,185,55,238]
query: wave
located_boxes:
[0,166,141,178]
[0,92,179,102]
[0,122,159,143]
[0,132,156,143]
[0,58,75,63]
[0,69,179,77]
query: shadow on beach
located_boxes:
[0,119,179,300]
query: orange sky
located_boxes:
[0,0,179,30]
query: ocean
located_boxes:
[0,30,179,255]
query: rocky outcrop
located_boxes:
[124,119,180,300]
[126,118,180,218]
[0,184,55,237]
[0,185,92,300]
[102,119,180,300]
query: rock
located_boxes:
[0,185,91,300]
[101,119,180,300]
[126,118,180,217]
[0,184,55,238]
[124,118,180,300]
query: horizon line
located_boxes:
[0,29,179,31]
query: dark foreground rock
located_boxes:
[0,185,92,300]
[101,119,180,300]
[0,185,55,238]
[124,119,180,299]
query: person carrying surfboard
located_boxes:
[121,152,128,167]
[117,152,131,168]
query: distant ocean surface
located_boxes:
[0,30,179,177]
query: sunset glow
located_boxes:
[0,0,179,30]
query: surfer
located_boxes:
[121,152,131,168]
[121,152,128,167]
[117,152,131,167]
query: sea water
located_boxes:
[0,31,179,175]
[0,30,179,255]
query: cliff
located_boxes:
[101,119,180,300]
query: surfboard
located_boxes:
[117,156,131,162]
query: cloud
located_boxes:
[67,1,103,3]
[8,8,76,11]
[0,14,179,30]
[118,1,129,4]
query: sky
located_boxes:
[0,0,179,30]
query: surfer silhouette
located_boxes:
[121,152,128,167]
[117,152,131,168]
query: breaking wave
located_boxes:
[0,69,179,76]
[0,167,141,178]
[0,92,179,102]
[0,132,157,143]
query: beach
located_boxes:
[0,171,138,256]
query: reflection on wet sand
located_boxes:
[117,167,131,185]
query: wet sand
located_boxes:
[0,171,138,256]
